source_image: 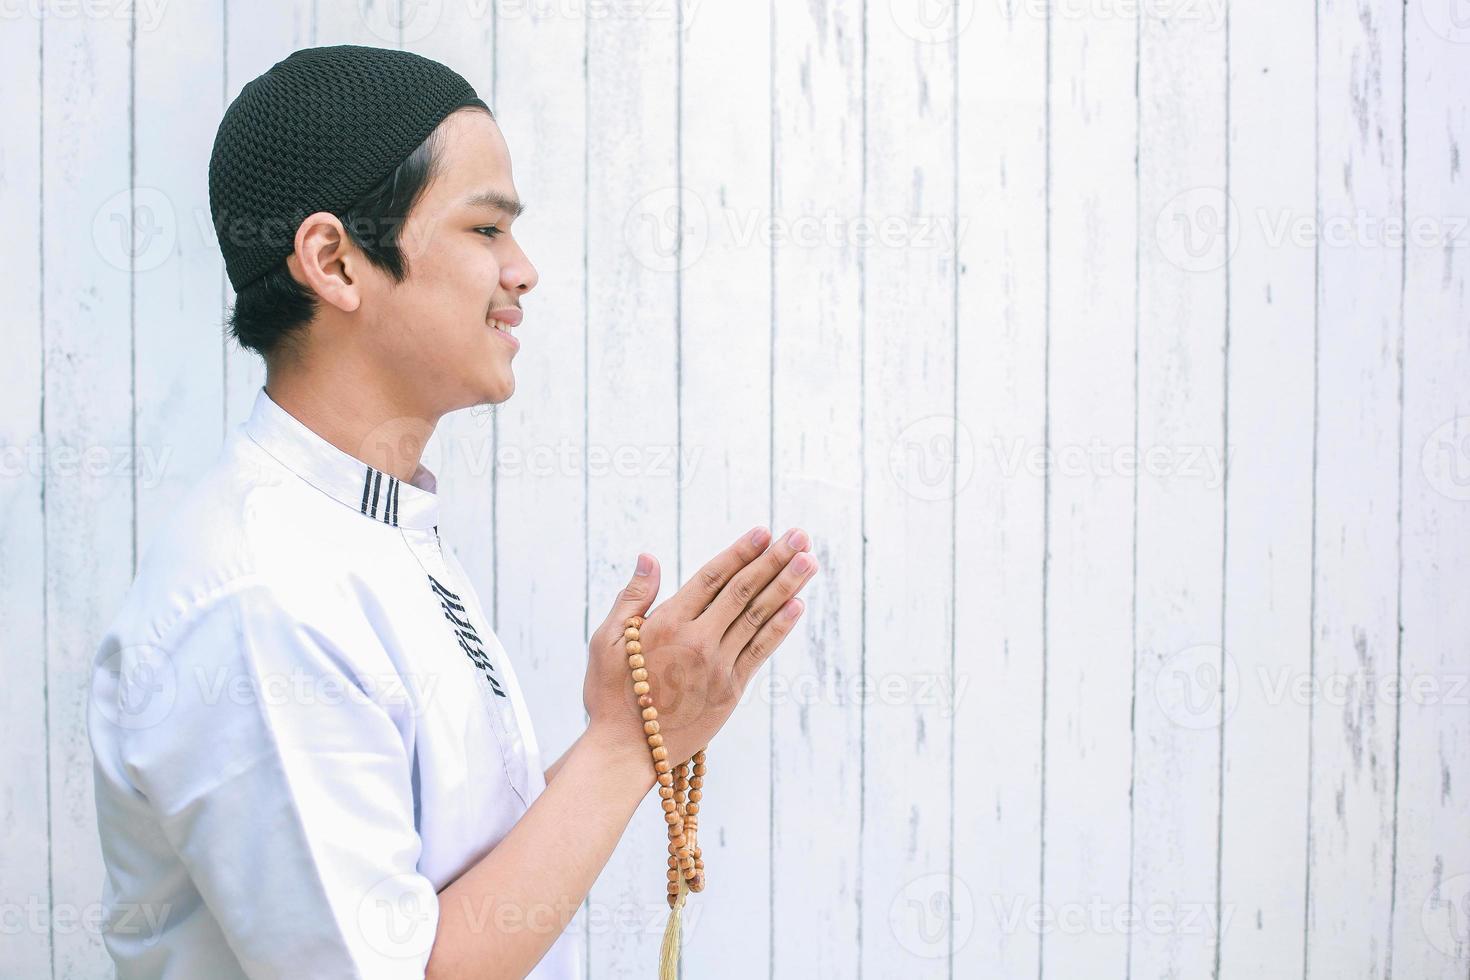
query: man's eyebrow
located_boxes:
[464,190,525,218]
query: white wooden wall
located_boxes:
[2,1,1467,977]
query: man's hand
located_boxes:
[583,526,818,766]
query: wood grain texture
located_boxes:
[1218,0,1316,976]
[0,11,49,979]
[1391,4,1470,977]
[769,0,865,977]
[1042,5,1138,977]
[1307,1,1405,976]
[954,1,1046,976]
[41,7,133,977]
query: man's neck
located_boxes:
[263,368,438,487]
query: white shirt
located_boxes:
[88,384,582,980]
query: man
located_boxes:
[87,44,818,979]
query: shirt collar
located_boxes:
[243,384,440,530]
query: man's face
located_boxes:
[361,108,537,415]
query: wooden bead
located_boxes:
[661,799,676,813]
[670,833,686,848]
[659,785,674,799]
[631,667,648,682]
[654,758,670,773]
[633,681,650,696]
[686,802,699,815]
[627,652,645,667]
[651,746,668,762]
[623,627,640,641]
[638,694,655,708]
[657,773,673,787]
[647,733,664,748]
[644,720,660,735]
[692,764,706,777]
[628,615,644,627]
[664,811,679,825]
[642,707,658,722]
[688,789,702,802]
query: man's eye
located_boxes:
[475,226,503,239]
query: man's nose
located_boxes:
[503,243,538,295]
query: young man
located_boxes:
[87,44,818,979]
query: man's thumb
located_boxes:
[613,553,659,620]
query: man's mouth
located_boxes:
[488,307,523,334]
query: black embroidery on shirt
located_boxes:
[428,573,506,698]
[360,465,401,527]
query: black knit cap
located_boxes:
[209,44,489,291]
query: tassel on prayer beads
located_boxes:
[624,615,708,978]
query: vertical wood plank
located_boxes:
[1306,0,1404,975]
[43,6,133,977]
[133,0,224,558]
[953,0,1046,974]
[860,1,956,975]
[584,4,679,975]
[769,0,865,975]
[1132,3,1228,976]
[1042,3,1138,976]
[1216,0,1316,975]
[0,11,50,979]
[1390,6,1470,976]
[678,0,774,972]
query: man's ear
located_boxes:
[289,212,362,314]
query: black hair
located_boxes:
[227,104,493,363]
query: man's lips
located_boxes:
[488,307,522,328]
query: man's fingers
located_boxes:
[650,525,771,622]
[604,553,659,639]
[722,550,818,652]
[698,527,811,633]
[731,597,804,690]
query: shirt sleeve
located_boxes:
[118,578,440,979]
